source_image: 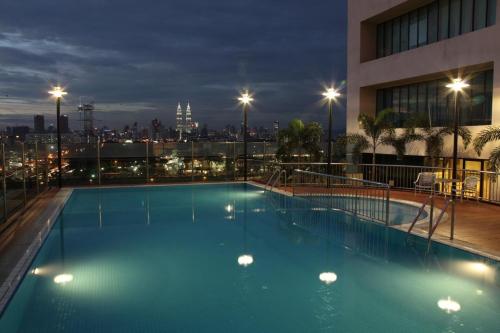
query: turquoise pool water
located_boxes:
[0,183,499,332]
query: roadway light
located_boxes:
[322,87,341,176]
[49,86,67,188]
[446,78,470,92]
[238,90,253,181]
[446,78,469,240]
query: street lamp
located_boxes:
[48,86,67,188]
[322,87,341,175]
[238,90,254,181]
[445,78,469,239]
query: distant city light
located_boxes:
[319,272,337,284]
[48,86,67,99]
[54,273,73,284]
[446,78,469,92]
[238,254,254,267]
[437,297,461,313]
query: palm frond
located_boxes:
[488,146,500,172]
[473,126,500,154]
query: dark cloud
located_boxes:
[0,0,347,134]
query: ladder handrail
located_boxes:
[406,195,433,240]
[271,169,287,189]
[265,169,281,191]
[426,198,452,252]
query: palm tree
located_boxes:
[276,119,323,162]
[412,112,472,167]
[473,126,500,171]
[346,109,395,165]
[381,127,423,161]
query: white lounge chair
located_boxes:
[414,172,436,194]
[461,176,480,201]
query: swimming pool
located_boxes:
[0,183,498,332]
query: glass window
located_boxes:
[418,7,428,46]
[438,0,450,40]
[384,88,393,109]
[449,0,461,37]
[427,81,438,125]
[384,21,393,56]
[428,2,439,43]
[377,24,384,58]
[409,11,418,48]
[487,0,497,26]
[376,90,384,112]
[399,86,409,126]
[458,86,472,125]
[484,70,493,123]
[400,14,409,51]
[392,87,400,113]
[437,80,450,126]
[409,84,418,114]
[461,0,474,33]
[418,82,428,114]
[474,0,488,29]
[470,72,486,125]
[392,17,401,53]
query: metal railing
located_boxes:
[292,170,391,225]
[271,162,500,204]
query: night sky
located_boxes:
[0,0,347,134]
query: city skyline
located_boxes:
[0,0,347,134]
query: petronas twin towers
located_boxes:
[176,102,196,139]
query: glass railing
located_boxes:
[0,141,277,224]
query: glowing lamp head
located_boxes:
[446,78,469,92]
[322,87,341,101]
[48,86,67,99]
[238,254,254,267]
[319,271,337,284]
[54,273,73,284]
[437,297,461,313]
[238,91,253,105]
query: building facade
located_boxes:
[347,0,499,169]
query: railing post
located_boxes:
[385,186,390,226]
[97,136,101,185]
[191,141,194,182]
[35,142,39,194]
[2,144,7,223]
[145,141,149,183]
[450,198,455,240]
[428,194,434,243]
[22,142,27,206]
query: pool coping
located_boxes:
[0,188,73,314]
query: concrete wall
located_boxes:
[347,0,500,159]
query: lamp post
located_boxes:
[48,86,67,188]
[238,90,253,181]
[322,87,341,175]
[445,78,469,240]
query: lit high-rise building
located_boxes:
[34,115,45,133]
[176,102,183,139]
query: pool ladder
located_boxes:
[266,169,287,191]
[406,194,452,253]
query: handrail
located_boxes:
[265,169,281,191]
[427,198,452,253]
[292,169,391,225]
[271,169,287,189]
[295,169,390,188]
[406,195,433,241]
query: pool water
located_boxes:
[0,183,499,332]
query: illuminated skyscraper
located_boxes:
[185,101,192,134]
[176,102,183,139]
